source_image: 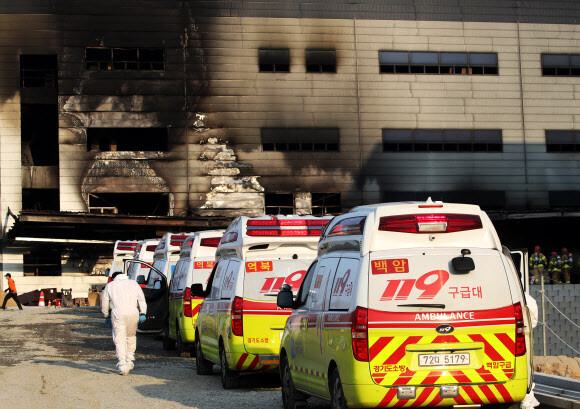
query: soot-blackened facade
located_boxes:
[3,0,580,294]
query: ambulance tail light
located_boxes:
[231,296,244,336]
[183,287,193,317]
[200,237,221,247]
[351,306,369,362]
[514,302,526,356]
[170,234,188,247]
[378,214,482,233]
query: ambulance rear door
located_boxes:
[367,248,520,389]
[242,257,311,356]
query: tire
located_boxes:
[195,336,213,375]
[330,368,347,409]
[176,324,191,357]
[487,404,520,409]
[220,346,240,389]
[162,321,176,351]
[280,354,308,409]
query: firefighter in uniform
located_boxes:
[548,252,563,284]
[560,247,573,284]
[529,246,547,285]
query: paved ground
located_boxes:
[0,307,299,409]
[0,307,558,409]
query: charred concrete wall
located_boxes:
[190,11,580,211]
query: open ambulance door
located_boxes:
[509,248,529,293]
[125,260,168,333]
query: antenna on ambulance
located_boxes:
[425,197,434,204]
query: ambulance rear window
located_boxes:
[368,249,512,312]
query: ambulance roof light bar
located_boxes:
[170,233,189,247]
[378,214,483,234]
[116,241,139,251]
[246,218,330,237]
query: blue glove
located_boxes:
[104,316,112,328]
[139,314,146,324]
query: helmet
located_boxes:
[551,252,557,256]
[562,247,568,252]
[534,245,541,251]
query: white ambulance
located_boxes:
[277,200,533,409]
[108,240,140,282]
[193,215,332,389]
[127,238,160,287]
[150,232,192,284]
[164,230,225,353]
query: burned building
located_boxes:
[2,1,580,294]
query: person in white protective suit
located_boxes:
[101,272,147,375]
[521,293,540,409]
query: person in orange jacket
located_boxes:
[2,273,23,310]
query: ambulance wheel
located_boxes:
[195,338,213,375]
[220,346,239,389]
[330,368,347,409]
[162,321,176,351]
[176,324,190,357]
[488,404,520,409]
[281,354,307,409]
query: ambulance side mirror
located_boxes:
[277,284,294,309]
[136,276,146,285]
[452,249,475,274]
[191,283,205,297]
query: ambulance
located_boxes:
[277,200,533,409]
[127,238,160,287]
[192,215,332,389]
[108,240,140,282]
[136,232,192,334]
[164,230,224,354]
[151,232,192,283]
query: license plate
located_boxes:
[418,353,470,367]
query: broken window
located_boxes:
[382,129,502,152]
[306,50,336,73]
[85,47,164,71]
[20,55,57,88]
[86,128,169,152]
[259,49,290,72]
[89,193,170,216]
[379,51,498,75]
[311,193,341,215]
[261,128,340,152]
[383,191,506,211]
[265,193,294,215]
[23,249,62,276]
[22,189,59,211]
[21,104,59,166]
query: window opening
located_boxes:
[542,54,580,76]
[22,189,59,211]
[259,49,290,72]
[265,193,294,215]
[86,128,168,152]
[311,193,341,215]
[261,128,339,152]
[21,104,59,166]
[20,55,57,88]
[88,193,170,216]
[85,47,164,71]
[306,50,336,73]
[545,130,580,152]
[23,249,61,276]
[379,51,498,75]
[382,129,502,152]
